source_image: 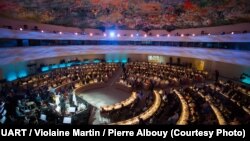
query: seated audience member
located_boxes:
[16,107,25,117]
[167,112,179,124]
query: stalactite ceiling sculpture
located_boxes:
[0,0,250,30]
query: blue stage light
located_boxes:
[242,78,250,84]
[7,72,17,81]
[59,63,66,68]
[41,66,49,72]
[93,60,101,63]
[51,64,58,69]
[121,59,128,63]
[18,70,27,78]
[67,63,72,67]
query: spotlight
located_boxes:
[192,34,195,36]
[130,34,134,37]
[231,32,234,35]
[19,28,23,31]
[167,34,170,37]
[103,33,107,37]
[156,34,160,37]
[181,34,184,37]
[109,32,115,37]
[75,32,78,35]
[41,30,44,33]
[59,32,62,34]
[144,34,147,37]
[136,33,139,36]
[117,34,120,37]
[90,33,93,36]
[208,33,211,36]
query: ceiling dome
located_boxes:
[0,0,250,29]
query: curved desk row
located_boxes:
[101,92,137,112]
[196,91,227,125]
[209,84,250,116]
[73,82,107,94]
[173,90,189,125]
[111,91,161,125]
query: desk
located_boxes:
[101,92,137,112]
[209,84,250,116]
[173,90,189,125]
[112,91,161,125]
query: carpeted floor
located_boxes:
[78,67,130,108]
[78,86,131,108]
[77,68,131,124]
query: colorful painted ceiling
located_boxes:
[0,0,250,30]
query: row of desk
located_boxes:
[101,92,137,112]
[111,91,161,125]
[209,84,250,116]
[173,90,189,125]
[196,90,227,125]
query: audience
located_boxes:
[0,61,249,125]
[0,62,119,125]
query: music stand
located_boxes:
[63,117,72,124]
